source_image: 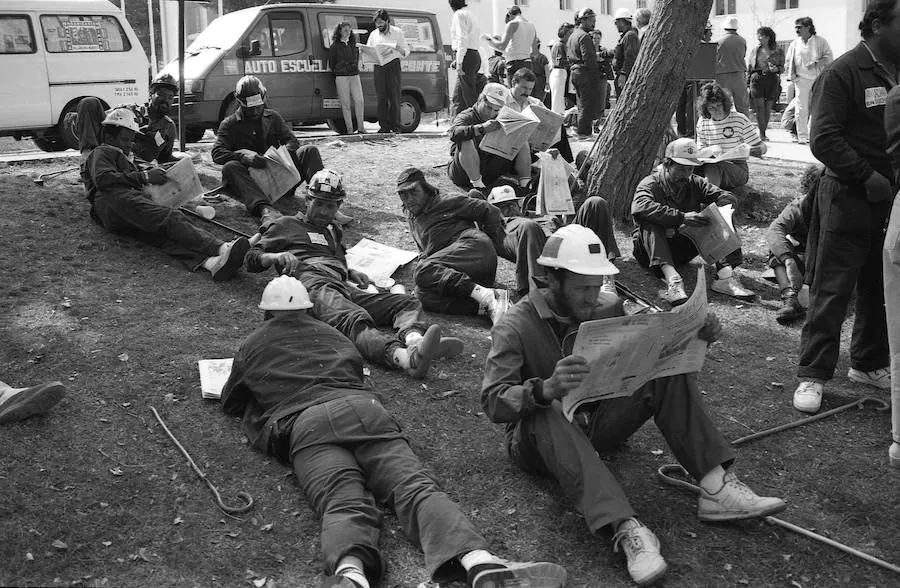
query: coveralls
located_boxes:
[799,42,896,381]
[221,311,490,586]
[631,169,742,277]
[245,214,426,366]
[481,288,734,532]
[212,108,323,216]
[612,26,639,97]
[765,194,812,272]
[84,144,222,269]
[567,27,603,137]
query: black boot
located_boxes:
[775,287,804,324]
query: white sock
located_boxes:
[699,465,726,493]
[518,177,530,188]
[717,266,733,280]
[660,265,680,283]
[404,331,423,347]
[460,549,498,570]
[391,347,411,369]
[470,284,492,304]
[201,256,219,271]
[472,177,486,188]
[335,556,369,588]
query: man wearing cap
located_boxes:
[448,82,532,191]
[612,8,639,97]
[568,8,604,141]
[397,167,511,325]
[84,108,249,281]
[631,138,755,305]
[212,75,324,226]
[716,17,749,116]
[481,224,786,587]
[481,5,536,87]
[367,9,410,133]
[245,169,462,379]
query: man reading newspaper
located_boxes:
[480,224,785,587]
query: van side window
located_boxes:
[0,15,36,54]
[393,17,435,53]
[317,14,361,49]
[40,15,131,53]
[246,19,273,57]
[273,17,305,56]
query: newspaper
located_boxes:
[535,151,575,215]
[345,238,418,284]
[698,143,751,163]
[679,203,740,264]
[142,157,204,208]
[249,145,301,203]
[479,106,540,160]
[360,42,398,66]
[198,358,234,400]
[524,103,564,152]
[561,269,709,421]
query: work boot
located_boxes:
[468,560,567,588]
[847,367,891,390]
[775,287,804,324]
[612,519,668,586]
[208,237,250,282]
[662,276,688,306]
[478,288,511,326]
[0,381,66,424]
[697,471,787,522]
[405,324,442,379]
[711,275,755,301]
[793,380,824,413]
[436,336,465,359]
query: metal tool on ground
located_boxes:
[150,406,254,516]
[34,166,80,186]
[656,464,900,575]
[179,206,251,239]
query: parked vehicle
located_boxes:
[158,3,448,140]
[0,0,149,151]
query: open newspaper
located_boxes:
[345,238,418,285]
[198,358,234,400]
[359,42,397,66]
[698,143,751,163]
[524,103,564,152]
[479,106,540,160]
[535,151,575,215]
[249,145,301,203]
[142,157,204,208]
[561,269,709,421]
[679,203,740,264]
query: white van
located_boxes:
[0,0,149,151]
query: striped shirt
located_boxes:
[696,110,760,152]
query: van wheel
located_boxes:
[59,101,82,151]
[397,94,422,133]
[184,126,206,143]
[33,135,67,152]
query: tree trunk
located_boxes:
[586,0,714,221]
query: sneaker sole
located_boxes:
[698,500,787,522]
[633,561,669,586]
[472,562,568,588]
[406,325,442,379]
[211,237,250,282]
[792,399,821,414]
[847,370,891,390]
[0,382,66,424]
[435,337,464,359]
[710,287,756,301]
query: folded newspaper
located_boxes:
[360,43,398,66]
[249,145,301,203]
[142,157,204,208]
[524,103,564,152]
[345,238,418,285]
[697,143,751,163]
[479,106,540,160]
[198,358,234,400]
[561,269,709,421]
[535,151,575,215]
[678,203,740,264]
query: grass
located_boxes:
[1,138,898,588]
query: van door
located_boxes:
[241,10,313,123]
[0,13,51,129]
[313,11,374,126]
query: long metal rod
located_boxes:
[179,206,251,239]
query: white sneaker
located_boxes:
[662,277,688,306]
[847,367,891,390]
[208,237,250,282]
[612,519,668,586]
[697,472,786,521]
[478,288,510,326]
[793,380,823,413]
[711,276,755,301]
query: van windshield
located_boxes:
[186,9,258,54]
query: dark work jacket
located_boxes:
[886,85,900,183]
[449,106,487,154]
[329,39,360,76]
[613,27,639,76]
[84,144,146,203]
[631,169,736,228]
[245,214,348,281]
[212,108,299,164]
[567,28,598,73]
[221,312,378,462]
[407,191,505,257]
[133,114,178,164]
[765,195,813,261]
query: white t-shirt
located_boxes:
[696,110,760,152]
[366,25,409,64]
[451,8,480,54]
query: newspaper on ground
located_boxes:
[142,157,204,208]
[535,151,575,215]
[345,238,418,285]
[524,103,564,152]
[198,358,234,400]
[360,43,398,66]
[698,143,751,163]
[249,145,301,203]
[679,203,740,264]
[561,269,709,421]
[479,106,540,160]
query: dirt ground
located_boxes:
[1,138,898,588]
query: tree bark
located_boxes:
[586,0,715,221]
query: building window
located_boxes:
[513,0,529,6]
[559,0,574,10]
[636,0,648,8]
[775,0,800,9]
[715,0,737,15]
[599,0,612,15]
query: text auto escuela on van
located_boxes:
[236,58,441,75]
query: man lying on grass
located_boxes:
[222,275,568,588]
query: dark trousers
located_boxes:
[447,147,516,190]
[676,82,696,137]
[496,217,547,297]
[289,396,488,586]
[452,49,482,115]
[505,58,532,86]
[508,373,734,532]
[632,224,742,277]
[413,228,498,315]
[301,271,426,366]
[797,175,891,380]
[92,189,222,270]
[221,146,323,217]
[575,196,621,259]
[374,60,403,132]
[571,68,603,136]
[76,96,105,152]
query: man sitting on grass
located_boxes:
[222,275,569,588]
[246,169,462,379]
[84,108,249,281]
[481,224,786,587]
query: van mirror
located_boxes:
[236,40,262,59]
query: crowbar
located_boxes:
[179,206,251,239]
[34,166,80,186]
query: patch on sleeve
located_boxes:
[865,86,887,108]
[307,232,328,246]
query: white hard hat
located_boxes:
[724,16,739,30]
[614,8,633,20]
[259,275,314,310]
[665,138,702,166]
[101,108,141,133]
[307,168,345,200]
[487,185,521,206]
[537,224,619,276]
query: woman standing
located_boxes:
[548,23,573,115]
[747,26,784,142]
[328,22,366,134]
[785,17,832,144]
